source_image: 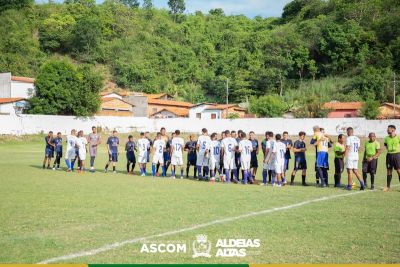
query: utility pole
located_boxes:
[226,78,229,118]
[394,72,396,118]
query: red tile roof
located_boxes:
[323,102,364,110]
[148,99,194,108]
[11,76,35,83]
[101,97,134,106]
[144,93,173,99]
[381,102,400,110]
[151,108,189,117]
[0,98,25,104]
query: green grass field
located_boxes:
[0,134,399,264]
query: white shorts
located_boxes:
[138,153,148,164]
[223,156,236,170]
[65,149,76,160]
[171,155,183,166]
[196,152,209,166]
[346,159,359,169]
[241,159,251,170]
[153,153,164,164]
[263,158,275,170]
[78,150,86,161]
[274,161,285,174]
[209,156,220,170]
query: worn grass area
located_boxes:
[0,137,399,264]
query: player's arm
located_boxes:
[256,141,259,154]
[106,140,111,154]
[373,143,382,159]
[344,143,350,159]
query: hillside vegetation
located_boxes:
[0,0,399,116]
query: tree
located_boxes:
[0,0,33,12]
[168,0,185,21]
[119,0,139,8]
[70,16,103,60]
[249,95,286,118]
[29,60,101,116]
[360,99,380,120]
[143,0,152,9]
[350,67,392,102]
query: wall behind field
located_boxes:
[0,115,398,137]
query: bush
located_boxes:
[360,99,380,120]
[249,95,286,118]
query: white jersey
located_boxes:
[197,135,211,155]
[76,137,88,152]
[221,137,237,160]
[137,138,150,156]
[346,135,360,161]
[273,141,287,165]
[153,139,166,156]
[239,139,252,162]
[66,135,78,152]
[210,140,221,161]
[264,140,275,163]
[171,137,184,157]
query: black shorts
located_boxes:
[334,158,344,174]
[109,153,118,162]
[187,156,196,166]
[362,159,378,174]
[126,152,136,163]
[294,157,307,170]
[56,151,62,158]
[386,153,400,170]
[250,154,258,168]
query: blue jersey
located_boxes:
[250,139,258,156]
[53,137,63,153]
[107,136,119,154]
[282,139,292,159]
[125,141,136,153]
[293,140,306,159]
[45,136,54,150]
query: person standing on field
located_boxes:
[88,126,101,173]
[362,132,381,190]
[290,131,308,186]
[384,125,400,192]
[333,134,346,187]
[344,127,365,190]
[105,130,119,173]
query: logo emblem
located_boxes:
[192,234,211,258]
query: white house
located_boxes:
[0,73,35,99]
[0,98,28,116]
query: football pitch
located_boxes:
[0,134,399,264]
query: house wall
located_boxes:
[327,110,359,118]
[0,103,14,115]
[1,115,399,138]
[188,105,208,119]
[11,81,35,98]
[150,110,178,119]
[101,99,132,111]
[98,110,133,117]
[123,95,148,117]
[201,109,222,119]
[0,73,11,98]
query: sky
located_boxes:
[36,0,292,18]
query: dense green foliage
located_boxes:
[0,0,399,117]
[360,99,380,119]
[29,60,101,116]
[249,95,286,118]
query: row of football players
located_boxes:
[42,125,400,191]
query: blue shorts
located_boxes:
[126,152,135,163]
[294,156,307,170]
[163,151,170,162]
[45,148,54,158]
[316,152,329,168]
[109,153,118,162]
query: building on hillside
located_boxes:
[97,97,134,117]
[150,108,189,119]
[0,73,35,99]
[189,103,249,119]
[0,98,28,116]
[323,101,364,118]
[147,99,193,117]
[378,103,400,119]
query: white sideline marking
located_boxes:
[37,188,387,264]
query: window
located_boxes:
[196,113,201,119]
[211,113,217,119]
[344,113,352,118]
